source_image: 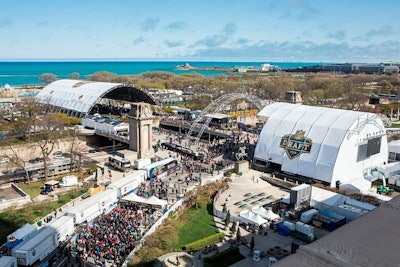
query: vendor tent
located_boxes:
[121,193,146,204]
[252,206,280,221]
[239,210,268,226]
[311,187,348,210]
[145,196,168,208]
[339,178,371,193]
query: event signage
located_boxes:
[280,130,312,159]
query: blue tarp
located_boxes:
[5,239,22,248]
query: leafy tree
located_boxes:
[39,73,57,84]
[54,113,81,127]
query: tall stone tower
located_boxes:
[128,102,154,159]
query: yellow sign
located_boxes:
[229,109,257,117]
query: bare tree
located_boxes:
[12,98,43,141]
[70,72,80,79]
[39,73,57,84]
[87,71,118,82]
[7,145,33,183]
[35,113,65,180]
[66,129,86,172]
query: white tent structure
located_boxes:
[239,210,268,226]
[121,194,167,208]
[254,102,388,187]
[252,206,280,221]
[121,193,146,204]
[145,196,168,208]
[310,187,348,211]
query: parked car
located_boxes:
[53,151,64,159]
[0,158,9,164]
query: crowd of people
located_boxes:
[67,203,159,266]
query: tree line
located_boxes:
[39,70,400,112]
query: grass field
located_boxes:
[18,181,48,199]
[130,202,220,266]
[170,203,219,249]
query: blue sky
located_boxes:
[0,0,399,62]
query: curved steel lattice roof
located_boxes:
[35,79,156,116]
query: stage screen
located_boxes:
[366,137,381,157]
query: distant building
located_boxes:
[283,91,303,105]
[285,63,399,74]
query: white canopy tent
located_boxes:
[121,194,167,208]
[239,210,268,226]
[121,194,146,204]
[145,196,168,208]
[252,206,280,221]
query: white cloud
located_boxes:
[133,37,145,45]
[164,21,188,31]
[163,40,182,48]
[326,30,346,41]
[222,23,237,35]
[140,17,160,31]
[185,40,400,62]
[196,34,229,47]
[365,25,394,37]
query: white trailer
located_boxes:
[295,221,314,235]
[46,215,75,242]
[0,256,18,267]
[107,170,146,197]
[134,158,152,170]
[300,209,319,223]
[66,197,103,225]
[59,175,78,187]
[7,223,37,242]
[12,227,58,266]
[66,189,118,224]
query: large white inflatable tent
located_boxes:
[254,102,388,187]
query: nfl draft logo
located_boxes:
[280,130,312,159]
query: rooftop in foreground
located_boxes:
[275,195,400,267]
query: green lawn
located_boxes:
[130,202,220,266]
[170,203,219,249]
[19,181,48,198]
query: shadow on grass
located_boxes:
[0,216,26,244]
[207,203,213,215]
